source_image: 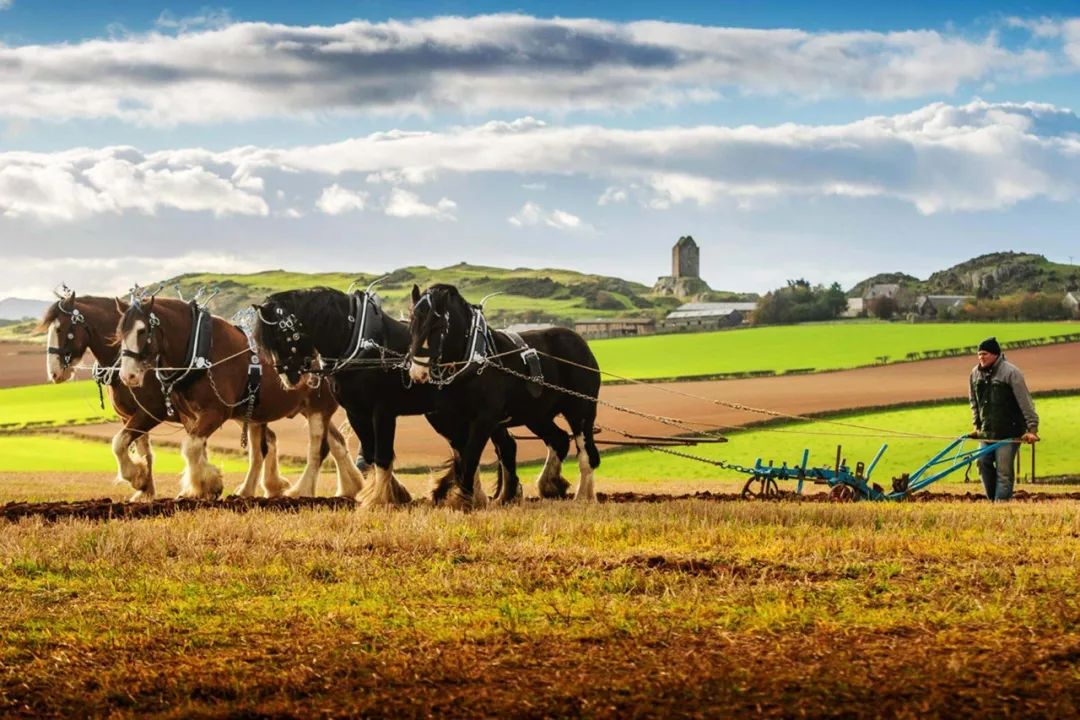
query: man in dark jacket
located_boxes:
[969,337,1040,501]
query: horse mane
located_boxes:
[33,302,64,334]
[257,287,352,353]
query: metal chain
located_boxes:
[488,362,728,442]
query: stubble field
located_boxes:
[4,498,1080,717]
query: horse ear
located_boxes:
[411,284,421,305]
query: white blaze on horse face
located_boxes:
[409,355,430,383]
[45,320,74,383]
[119,319,146,387]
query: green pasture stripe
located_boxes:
[539,394,1080,483]
[0,382,117,429]
[0,434,256,474]
[589,321,1080,380]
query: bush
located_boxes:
[751,280,847,326]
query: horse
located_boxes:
[38,291,293,501]
[407,283,601,507]
[251,286,527,509]
[116,294,363,500]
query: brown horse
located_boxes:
[116,296,362,499]
[38,293,291,501]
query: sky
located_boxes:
[2,1,1080,299]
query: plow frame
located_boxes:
[745,436,1014,501]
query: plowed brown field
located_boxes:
[58,342,1080,468]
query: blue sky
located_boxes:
[1,1,1079,298]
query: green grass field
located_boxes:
[0,381,116,429]
[526,394,1080,484]
[589,321,1080,380]
[0,434,257,474]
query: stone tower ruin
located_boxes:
[672,235,700,279]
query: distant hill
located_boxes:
[0,298,50,322]
[849,253,1080,298]
[159,264,693,327]
[847,273,923,299]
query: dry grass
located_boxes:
[3,499,1080,716]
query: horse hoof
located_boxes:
[128,490,154,503]
[443,486,475,511]
[263,476,292,498]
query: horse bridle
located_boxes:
[258,293,385,378]
[119,306,161,364]
[258,305,317,378]
[409,291,451,379]
[47,301,88,369]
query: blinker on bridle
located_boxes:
[47,300,86,369]
[258,305,312,376]
[120,307,161,363]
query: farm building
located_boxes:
[1065,291,1080,317]
[863,283,901,300]
[663,301,757,330]
[840,298,865,318]
[914,294,974,318]
[574,317,656,339]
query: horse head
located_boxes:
[37,288,89,383]
[407,283,470,384]
[116,292,162,388]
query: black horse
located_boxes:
[252,287,534,507]
[407,283,601,507]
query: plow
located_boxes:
[738,435,1031,501]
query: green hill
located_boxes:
[160,264,684,326]
[849,253,1080,299]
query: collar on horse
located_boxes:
[125,300,213,417]
[155,301,214,389]
[325,291,383,374]
[413,291,504,386]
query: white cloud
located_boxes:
[0,0,12,9]
[521,182,546,191]
[2,252,265,300]
[383,189,457,221]
[509,202,592,231]
[598,186,628,205]
[0,150,267,222]
[315,184,368,215]
[1064,19,1080,66]
[2,100,1080,222]
[155,8,233,33]
[0,15,1066,124]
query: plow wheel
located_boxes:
[829,484,858,503]
[741,474,780,500]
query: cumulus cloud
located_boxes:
[383,189,457,220]
[0,15,1066,124]
[315,184,368,215]
[2,100,1080,222]
[2,252,265,300]
[0,149,267,221]
[598,186,628,205]
[509,202,591,231]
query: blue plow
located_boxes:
[739,436,1015,501]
